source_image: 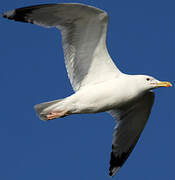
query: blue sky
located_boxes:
[1,0,174,179]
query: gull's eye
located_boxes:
[146,78,150,81]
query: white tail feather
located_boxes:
[34,99,63,121]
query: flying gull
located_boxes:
[2,3,172,176]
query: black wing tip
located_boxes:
[109,171,114,177]
[2,10,18,21]
[2,13,7,18]
[2,10,14,19]
[109,144,132,177]
[2,9,32,23]
[109,172,113,177]
[109,166,120,177]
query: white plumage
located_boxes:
[3,3,172,177]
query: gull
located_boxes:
[2,3,172,177]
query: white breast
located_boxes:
[65,76,141,114]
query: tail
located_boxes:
[34,99,63,121]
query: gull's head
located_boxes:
[132,75,172,91]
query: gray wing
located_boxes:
[108,91,155,176]
[3,3,121,91]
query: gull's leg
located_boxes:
[46,110,69,120]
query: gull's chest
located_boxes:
[70,79,141,113]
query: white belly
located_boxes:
[65,78,141,114]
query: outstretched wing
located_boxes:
[3,3,121,91]
[108,91,155,176]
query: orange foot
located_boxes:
[46,111,69,120]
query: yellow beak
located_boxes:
[156,81,172,87]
